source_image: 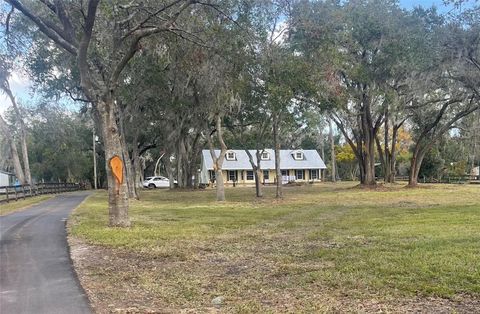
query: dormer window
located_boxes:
[226,151,236,161]
[261,151,270,160]
[294,151,304,160]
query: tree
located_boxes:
[0,54,32,185]
[335,144,357,181]
[0,113,25,183]
[406,8,480,186]
[6,0,207,226]
[28,103,93,183]
[291,0,439,186]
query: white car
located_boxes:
[143,176,171,188]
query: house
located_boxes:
[471,166,480,180]
[0,170,16,194]
[200,149,327,186]
[0,170,16,187]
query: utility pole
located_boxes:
[319,123,326,181]
[93,129,97,189]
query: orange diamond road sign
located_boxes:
[109,155,124,184]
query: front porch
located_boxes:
[207,169,322,186]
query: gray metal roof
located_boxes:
[202,149,327,170]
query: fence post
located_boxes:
[5,186,9,203]
[21,185,26,199]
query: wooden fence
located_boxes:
[0,183,80,204]
[385,175,480,184]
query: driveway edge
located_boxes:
[66,191,95,313]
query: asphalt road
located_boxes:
[0,191,92,314]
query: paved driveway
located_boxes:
[0,192,92,314]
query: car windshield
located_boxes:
[145,177,152,180]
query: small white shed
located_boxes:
[0,170,15,187]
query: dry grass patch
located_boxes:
[69,183,480,313]
[0,194,55,216]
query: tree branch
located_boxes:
[7,0,78,55]
[77,0,100,100]
[109,0,194,85]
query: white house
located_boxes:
[200,149,327,186]
[0,170,16,187]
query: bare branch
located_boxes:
[122,0,187,39]
[110,0,194,85]
[53,0,76,42]
[6,0,78,55]
[64,87,90,103]
[38,0,56,13]
[5,5,14,34]
[77,0,100,99]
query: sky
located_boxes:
[400,0,452,11]
[0,0,457,116]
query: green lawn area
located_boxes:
[70,183,480,312]
[0,194,54,216]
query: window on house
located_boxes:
[261,151,270,160]
[228,170,237,181]
[226,151,236,160]
[310,169,318,180]
[246,171,254,180]
[263,170,269,180]
[295,151,304,160]
[240,171,244,181]
[296,169,304,180]
[281,170,288,176]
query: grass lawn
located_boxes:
[69,183,480,313]
[0,194,54,216]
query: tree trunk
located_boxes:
[177,136,189,188]
[98,99,130,227]
[357,93,379,186]
[408,144,428,187]
[188,132,202,189]
[164,154,175,189]
[118,113,138,200]
[387,125,400,184]
[245,149,263,197]
[273,114,283,198]
[176,146,183,188]
[19,130,32,185]
[215,169,225,201]
[206,115,228,201]
[255,151,264,197]
[131,132,143,189]
[362,128,376,186]
[5,88,32,185]
[363,149,376,185]
[375,135,386,182]
[329,119,336,182]
[0,115,26,184]
[319,124,326,181]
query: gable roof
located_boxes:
[202,149,327,170]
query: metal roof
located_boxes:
[201,149,327,170]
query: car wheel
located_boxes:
[148,183,156,189]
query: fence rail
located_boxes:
[0,183,80,204]
[384,175,480,184]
